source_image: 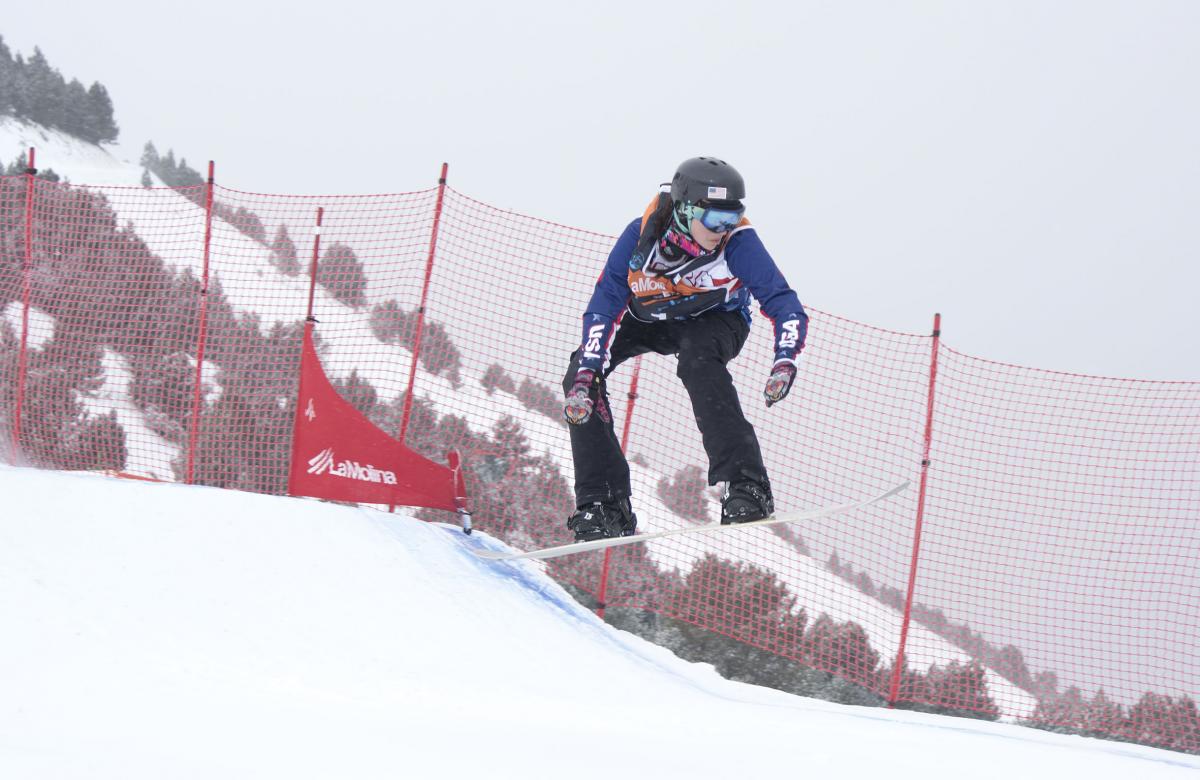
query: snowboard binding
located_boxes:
[567,498,638,542]
[721,479,774,524]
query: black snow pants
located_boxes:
[563,309,768,507]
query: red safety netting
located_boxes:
[1,168,1196,754]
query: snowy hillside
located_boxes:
[1,466,1196,780]
[1,115,430,476]
[1,117,136,187]
[0,116,1047,716]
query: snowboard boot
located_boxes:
[567,498,638,542]
[721,479,774,524]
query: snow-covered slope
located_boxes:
[0,117,1045,715]
[627,478,1040,716]
[1,465,1195,780]
[0,116,405,475]
[0,117,143,187]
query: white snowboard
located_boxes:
[472,480,910,562]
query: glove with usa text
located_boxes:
[563,368,597,425]
[763,362,797,408]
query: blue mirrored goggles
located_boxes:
[683,202,745,233]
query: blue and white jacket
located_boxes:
[577,211,808,374]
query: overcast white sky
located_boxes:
[6,1,1199,379]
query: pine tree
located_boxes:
[923,661,1000,720]
[140,141,160,170]
[270,225,299,275]
[331,370,379,418]
[881,662,931,708]
[657,464,710,522]
[1083,688,1126,737]
[481,364,516,395]
[1032,685,1087,730]
[804,614,881,685]
[75,411,127,471]
[10,53,31,118]
[0,36,16,116]
[1127,693,1200,752]
[989,644,1032,691]
[62,79,89,139]
[85,82,119,143]
[316,242,368,308]
[515,377,561,422]
[172,156,204,186]
[129,352,194,443]
[369,300,416,346]
[23,49,65,130]
[416,320,462,385]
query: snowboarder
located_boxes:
[561,157,808,541]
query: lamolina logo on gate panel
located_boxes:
[306,448,398,485]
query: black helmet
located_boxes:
[670,157,745,206]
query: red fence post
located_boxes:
[283,205,326,492]
[397,162,449,444]
[888,312,942,706]
[304,207,324,323]
[596,354,644,619]
[184,161,217,484]
[11,148,36,461]
[284,206,325,498]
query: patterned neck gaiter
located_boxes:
[656,200,704,263]
[657,225,704,264]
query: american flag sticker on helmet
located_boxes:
[707,186,728,199]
